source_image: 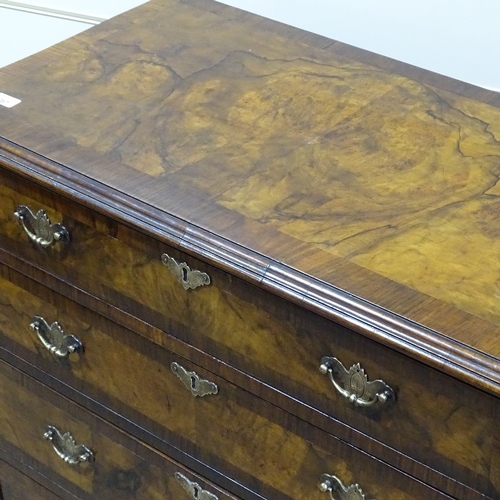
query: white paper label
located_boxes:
[0,93,21,108]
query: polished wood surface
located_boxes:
[2,255,485,500]
[0,360,240,500]
[0,262,484,495]
[1,0,500,499]
[0,351,455,500]
[0,242,497,499]
[0,0,499,396]
[0,460,61,500]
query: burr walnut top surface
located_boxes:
[1,0,500,389]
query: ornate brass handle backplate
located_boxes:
[30,316,83,357]
[14,205,70,248]
[44,425,94,465]
[320,474,372,500]
[175,472,219,500]
[161,253,210,290]
[171,362,218,397]
[320,356,395,407]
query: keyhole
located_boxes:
[190,375,197,390]
[182,266,188,283]
[193,486,199,499]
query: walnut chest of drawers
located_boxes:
[1,1,500,499]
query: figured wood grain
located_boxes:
[0,352,455,500]
[0,360,241,500]
[0,459,62,500]
[0,264,494,499]
[1,1,500,499]
[1,161,499,497]
[0,0,499,399]
[0,259,483,500]
[0,0,498,315]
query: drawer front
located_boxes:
[0,167,498,497]
[0,269,456,500]
[0,359,239,500]
[0,165,191,333]
[0,459,62,500]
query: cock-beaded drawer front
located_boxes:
[0,164,224,343]
[0,166,498,499]
[0,269,460,500]
[0,359,241,500]
[1,196,499,500]
[0,459,62,500]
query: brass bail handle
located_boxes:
[30,316,83,358]
[319,474,374,500]
[14,204,70,248]
[44,425,94,465]
[319,356,395,407]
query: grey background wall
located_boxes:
[1,0,499,91]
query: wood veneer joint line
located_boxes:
[190,0,500,107]
[0,258,491,500]
[0,346,271,500]
[0,149,188,243]
[2,139,500,397]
